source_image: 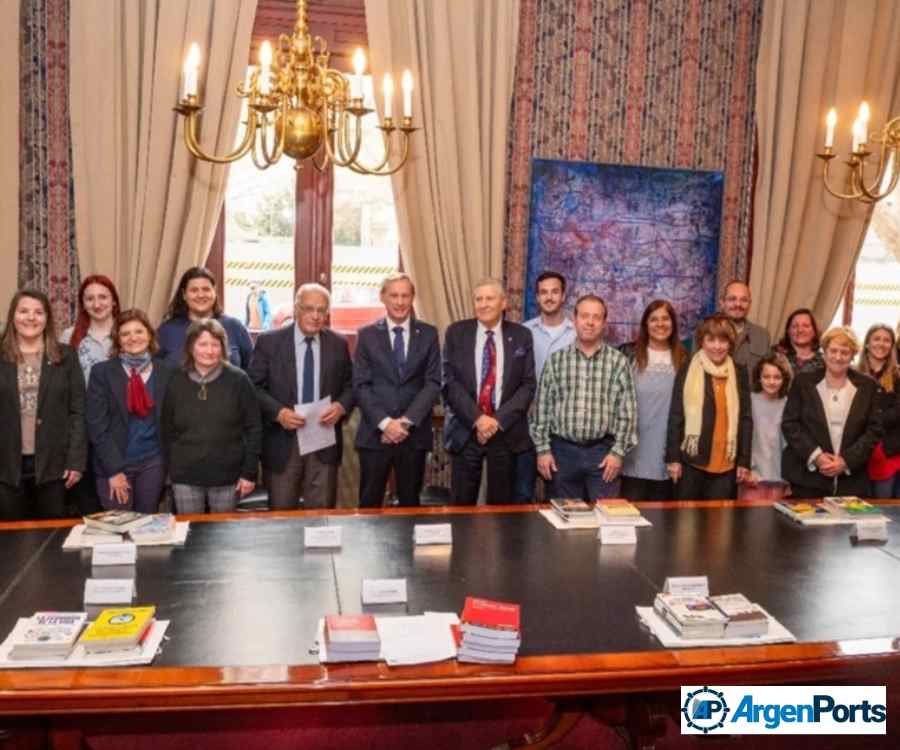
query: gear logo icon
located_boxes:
[682,687,730,733]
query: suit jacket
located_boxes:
[0,346,87,486]
[85,358,174,478]
[781,369,881,494]
[666,361,753,469]
[442,319,536,454]
[248,325,354,469]
[353,318,440,451]
[879,386,900,457]
[731,319,770,375]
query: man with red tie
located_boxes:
[442,278,536,505]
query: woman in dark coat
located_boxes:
[0,289,86,519]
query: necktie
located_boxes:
[478,330,496,416]
[392,326,406,377]
[302,336,314,404]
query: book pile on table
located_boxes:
[654,592,768,639]
[323,614,381,662]
[81,512,179,545]
[8,612,87,660]
[596,499,643,524]
[128,514,177,544]
[84,510,155,534]
[456,596,521,664]
[549,498,596,523]
[78,606,157,654]
[822,496,883,518]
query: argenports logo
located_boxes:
[680,686,886,735]
[682,687,730,733]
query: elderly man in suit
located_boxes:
[353,272,440,507]
[442,278,536,505]
[248,283,354,509]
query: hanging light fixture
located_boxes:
[175,0,418,174]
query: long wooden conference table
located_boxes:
[1,500,900,748]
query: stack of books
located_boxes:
[653,593,728,639]
[323,614,381,662]
[823,496,883,517]
[597,499,642,524]
[129,514,177,544]
[710,594,769,637]
[549,499,595,523]
[78,606,156,655]
[456,596,521,664]
[8,612,87,660]
[83,510,154,535]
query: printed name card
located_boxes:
[84,578,136,604]
[413,524,452,545]
[304,526,342,548]
[91,542,137,567]
[361,578,407,604]
[663,576,709,598]
[853,519,888,542]
[598,525,637,545]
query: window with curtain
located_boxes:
[330,75,400,334]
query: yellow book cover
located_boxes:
[79,607,156,644]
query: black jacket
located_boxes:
[0,346,87,486]
[781,369,881,495]
[353,318,441,451]
[248,326,354,469]
[874,383,900,457]
[442,319,535,454]
[666,359,753,469]
[85,358,174,478]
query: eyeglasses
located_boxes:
[298,305,328,316]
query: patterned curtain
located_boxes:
[19,0,79,327]
[504,0,763,318]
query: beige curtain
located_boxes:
[365,0,520,330]
[0,0,19,312]
[751,0,900,337]
[70,0,257,324]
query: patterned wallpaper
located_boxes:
[504,0,762,318]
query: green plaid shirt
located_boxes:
[529,342,638,458]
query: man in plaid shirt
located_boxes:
[530,294,638,500]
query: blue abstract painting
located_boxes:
[525,159,723,345]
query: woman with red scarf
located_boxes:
[86,310,174,512]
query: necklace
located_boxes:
[825,382,845,403]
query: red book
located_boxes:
[460,597,521,633]
[324,614,379,643]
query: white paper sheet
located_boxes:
[316,613,459,665]
[635,606,796,648]
[294,397,336,455]
[0,619,169,668]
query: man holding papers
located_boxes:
[249,284,354,509]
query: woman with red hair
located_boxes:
[60,275,121,385]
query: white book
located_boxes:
[8,612,87,659]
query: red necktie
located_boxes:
[478,331,496,416]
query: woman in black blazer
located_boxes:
[0,289,86,520]
[86,309,173,513]
[666,314,753,500]
[782,327,880,498]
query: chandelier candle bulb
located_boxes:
[852,118,862,153]
[353,48,366,100]
[383,74,394,120]
[259,41,273,96]
[402,70,413,118]
[825,108,836,150]
[859,101,870,146]
[182,43,200,100]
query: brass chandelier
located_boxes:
[817,102,900,203]
[175,0,418,174]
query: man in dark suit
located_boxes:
[353,273,440,507]
[443,278,536,505]
[248,283,354,509]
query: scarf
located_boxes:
[681,350,739,461]
[188,364,223,400]
[120,352,154,418]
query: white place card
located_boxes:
[413,523,452,545]
[598,525,637,545]
[853,519,888,542]
[362,578,407,604]
[663,576,709,598]
[84,578,136,604]
[304,526,342,548]
[91,542,137,566]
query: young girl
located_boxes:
[742,353,792,500]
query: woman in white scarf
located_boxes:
[665,314,753,500]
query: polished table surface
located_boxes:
[0,502,899,714]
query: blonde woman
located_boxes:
[859,324,900,497]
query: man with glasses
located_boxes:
[248,283,354,509]
[720,280,770,376]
